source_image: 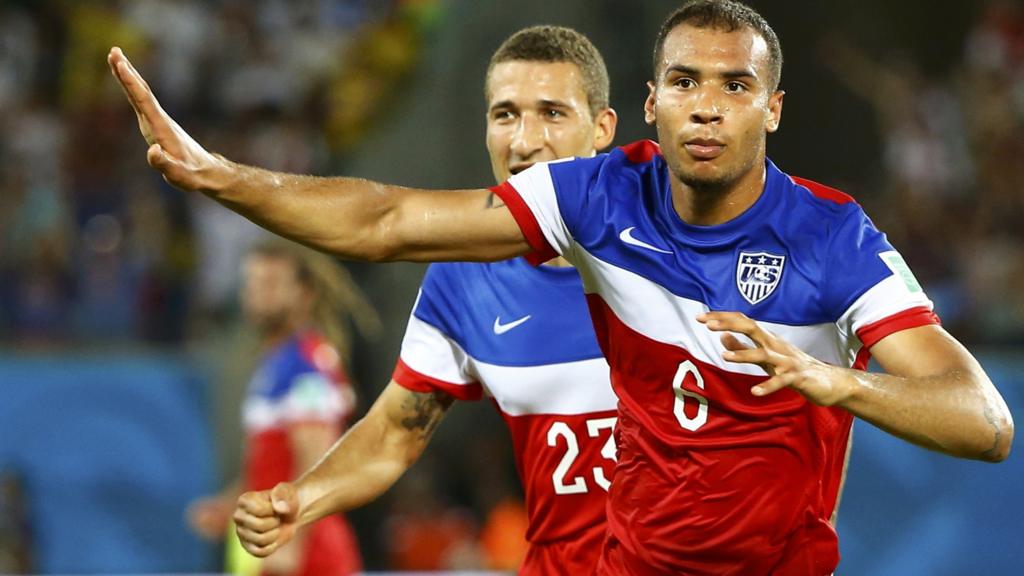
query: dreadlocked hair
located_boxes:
[248,238,382,365]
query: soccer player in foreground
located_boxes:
[110,0,1013,573]
[231,26,620,574]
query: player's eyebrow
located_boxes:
[537,98,572,110]
[489,98,573,113]
[664,64,759,82]
[488,99,518,113]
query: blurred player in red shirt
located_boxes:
[187,240,379,576]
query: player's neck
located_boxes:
[670,164,766,227]
[259,314,306,350]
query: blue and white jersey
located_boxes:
[393,258,617,565]
[491,140,939,575]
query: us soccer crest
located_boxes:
[736,251,786,305]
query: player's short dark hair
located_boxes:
[487,25,610,119]
[653,0,783,91]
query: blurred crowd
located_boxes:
[822,0,1024,345]
[0,0,437,346]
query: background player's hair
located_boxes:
[248,239,381,363]
[486,25,610,118]
[653,0,783,91]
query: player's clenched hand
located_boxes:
[697,311,854,406]
[234,482,301,558]
[107,47,232,193]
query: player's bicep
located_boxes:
[870,324,985,379]
[391,188,529,262]
[376,380,455,446]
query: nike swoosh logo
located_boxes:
[493,315,532,335]
[619,227,672,254]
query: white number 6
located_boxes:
[673,360,708,431]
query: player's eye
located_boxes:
[724,81,747,93]
[674,77,696,89]
[491,110,516,122]
[544,108,566,119]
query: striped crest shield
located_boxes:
[736,251,786,305]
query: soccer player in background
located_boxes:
[187,239,379,576]
[110,0,1014,574]
[232,26,620,574]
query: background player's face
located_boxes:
[645,24,783,191]
[486,60,615,183]
[240,253,310,335]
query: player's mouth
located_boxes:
[684,138,726,160]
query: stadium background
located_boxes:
[0,0,1022,573]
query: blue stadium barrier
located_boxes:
[0,351,1019,574]
[0,352,216,574]
[837,352,1024,574]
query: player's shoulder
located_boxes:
[273,332,336,376]
[777,167,864,223]
[544,140,662,182]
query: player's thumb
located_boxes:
[270,482,299,522]
[147,144,192,190]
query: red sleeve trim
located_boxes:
[791,176,857,205]
[490,182,558,266]
[856,306,941,350]
[392,359,483,401]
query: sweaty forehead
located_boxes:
[657,24,770,79]
[486,60,588,108]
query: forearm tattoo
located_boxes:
[485,191,506,210]
[399,390,455,441]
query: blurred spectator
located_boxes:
[0,0,433,347]
[821,4,1024,344]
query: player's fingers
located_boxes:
[722,347,769,365]
[751,372,798,397]
[239,538,278,558]
[233,508,281,532]
[235,524,280,548]
[700,311,774,348]
[237,491,275,517]
[112,56,172,142]
[720,332,752,352]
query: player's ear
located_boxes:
[644,81,657,126]
[592,107,618,151]
[766,90,784,133]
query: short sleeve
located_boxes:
[392,266,483,401]
[827,207,940,348]
[492,156,605,266]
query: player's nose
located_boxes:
[510,115,546,157]
[689,88,724,125]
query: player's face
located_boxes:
[486,60,616,183]
[240,253,308,333]
[645,24,783,192]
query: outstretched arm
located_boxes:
[699,312,1014,463]
[233,381,454,557]
[108,47,528,262]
